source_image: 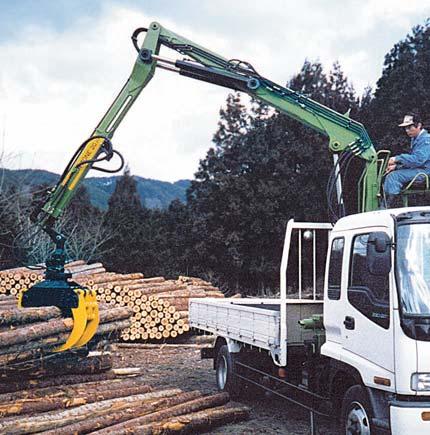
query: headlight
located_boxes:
[411,373,430,391]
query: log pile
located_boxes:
[0,294,132,374]
[0,262,224,342]
[0,378,250,434]
[93,275,224,342]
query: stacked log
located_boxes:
[92,276,224,342]
[0,382,250,434]
[0,295,132,374]
[0,262,224,342]
[0,260,107,297]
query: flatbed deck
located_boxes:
[189,298,323,363]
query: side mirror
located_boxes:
[367,232,392,276]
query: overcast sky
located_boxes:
[0,1,429,182]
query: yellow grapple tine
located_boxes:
[17,290,24,308]
[74,290,99,347]
[54,290,88,352]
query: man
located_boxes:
[384,113,430,207]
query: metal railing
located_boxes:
[279,219,332,366]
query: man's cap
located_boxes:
[398,114,415,127]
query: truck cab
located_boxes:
[323,206,430,434]
[190,207,430,434]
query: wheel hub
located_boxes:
[217,355,228,389]
[346,401,370,435]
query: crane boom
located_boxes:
[39,21,385,223]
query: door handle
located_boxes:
[344,316,355,330]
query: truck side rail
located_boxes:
[279,220,332,366]
[189,298,280,352]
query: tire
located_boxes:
[341,385,373,435]
[215,345,242,399]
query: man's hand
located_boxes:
[385,157,397,174]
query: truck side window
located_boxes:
[348,234,390,329]
[328,237,344,300]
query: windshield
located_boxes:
[397,223,430,315]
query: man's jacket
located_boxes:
[396,129,430,169]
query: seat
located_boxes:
[401,173,430,206]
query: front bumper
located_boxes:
[390,400,430,435]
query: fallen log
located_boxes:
[0,371,117,394]
[0,382,152,417]
[0,306,61,326]
[66,263,104,274]
[83,273,144,285]
[42,390,201,435]
[0,389,181,435]
[0,306,131,348]
[0,318,130,358]
[0,374,151,402]
[0,351,113,379]
[141,277,165,284]
[115,343,208,349]
[112,367,144,376]
[63,259,87,268]
[92,392,230,435]
[73,267,107,277]
[134,405,250,434]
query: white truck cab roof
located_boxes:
[332,206,430,233]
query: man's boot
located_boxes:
[385,194,402,208]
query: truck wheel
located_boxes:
[215,345,242,399]
[341,385,372,435]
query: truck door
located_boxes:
[342,231,394,373]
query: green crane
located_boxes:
[21,22,389,351]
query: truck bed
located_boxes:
[189,298,323,358]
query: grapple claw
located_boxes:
[19,230,100,353]
[19,280,100,352]
[74,290,99,347]
[54,290,88,352]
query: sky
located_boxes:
[0,1,429,182]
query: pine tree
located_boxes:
[101,168,144,272]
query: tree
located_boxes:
[0,185,21,269]
[100,167,144,273]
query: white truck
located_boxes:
[190,209,430,434]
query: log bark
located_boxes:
[112,367,143,376]
[0,306,61,325]
[157,292,206,299]
[134,405,250,434]
[0,306,131,348]
[0,383,152,417]
[63,260,87,268]
[141,277,165,284]
[42,390,200,435]
[73,267,106,277]
[0,352,113,379]
[0,318,129,358]
[116,343,209,349]
[0,371,117,394]
[66,263,104,274]
[138,284,187,295]
[0,389,181,435]
[92,392,230,435]
[0,375,151,402]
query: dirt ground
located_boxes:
[112,344,340,435]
